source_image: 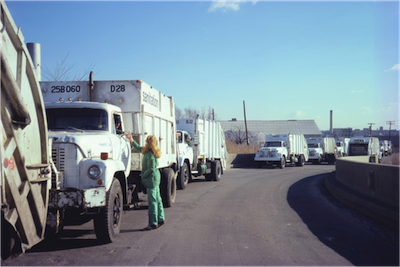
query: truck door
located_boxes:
[111,113,131,174]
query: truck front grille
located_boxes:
[52,147,66,188]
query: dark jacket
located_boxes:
[131,140,160,188]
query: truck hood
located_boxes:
[49,131,114,158]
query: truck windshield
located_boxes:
[308,143,319,148]
[46,108,108,131]
[265,141,282,147]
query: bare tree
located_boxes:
[42,53,96,81]
[175,106,183,120]
[225,124,248,144]
[175,106,218,121]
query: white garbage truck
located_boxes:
[40,77,178,243]
[254,134,309,168]
[1,1,53,259]
[307,137,324,164]
[307,137,337,164]
[379,140,389,156]
[176,118,228,189]
[322,137,337,164]
[336,138,350,157]
[348,136,382,163]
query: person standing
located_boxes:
[128,135,165,230]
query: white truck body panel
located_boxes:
[323,137,337,154]
[1,1,52,256]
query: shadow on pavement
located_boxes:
[287,172,399,266]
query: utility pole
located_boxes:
[368,123,375,137]
[243,100,249,145]
[387,121,395,142]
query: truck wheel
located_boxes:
[160,168,176,208]
[211,160,221,181]
[296,155,305,166]
[177,162,189,190]
[1,215,22,260]
[301,155,305,166]
[279,156,286,169]
[94,178,123,243]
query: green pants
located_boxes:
[147,187,165,226]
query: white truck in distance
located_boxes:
[307,137,324,164]
[40,77,178,243]
[336,138,350,157]
[348,136,382,163]
[254,134,309,168]
[380,140,389,156]
[307,137,337,164]
[176,118,228,189]
[322,137,337,164]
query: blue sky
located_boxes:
[5,0,399,131]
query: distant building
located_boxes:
[331,128,352,138]
[220,119,321,145]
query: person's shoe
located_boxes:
[158,220,165,227]
[142,224,158,231]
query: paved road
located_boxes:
[3,164,399,266]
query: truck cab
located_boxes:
[176,130,194,189]
[307,138,324,164]
[255,139,289,168]
[45,100,132,242]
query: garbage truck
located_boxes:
[348,136,382,163]
[336,138,349,157]
[176,118,227,189]
[1,1,53,259]
[40,76,178,243]
[254,134,309,168]
[307,137,337,164]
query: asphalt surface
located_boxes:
[3,164,399,266]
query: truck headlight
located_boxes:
[88,165,102,179]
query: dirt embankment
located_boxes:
[381,153,399,166]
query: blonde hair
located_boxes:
[142,135,161,158]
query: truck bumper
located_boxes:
[49,187,106,209]
[254,156,280,162]
[308,154,321,160]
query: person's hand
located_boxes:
[126,134,133,142]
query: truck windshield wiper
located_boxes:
[68,126,85,132]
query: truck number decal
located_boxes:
[51,85,81,93]
[110,85,125,92]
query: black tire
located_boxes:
[94,178,123,243]
[160,168,176,208]
[211,161,221,181]
[279,156,286,169]
[296,155,305,166]
[177,162,189,190]
[301,155,305,166]
[1,215,21,260]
